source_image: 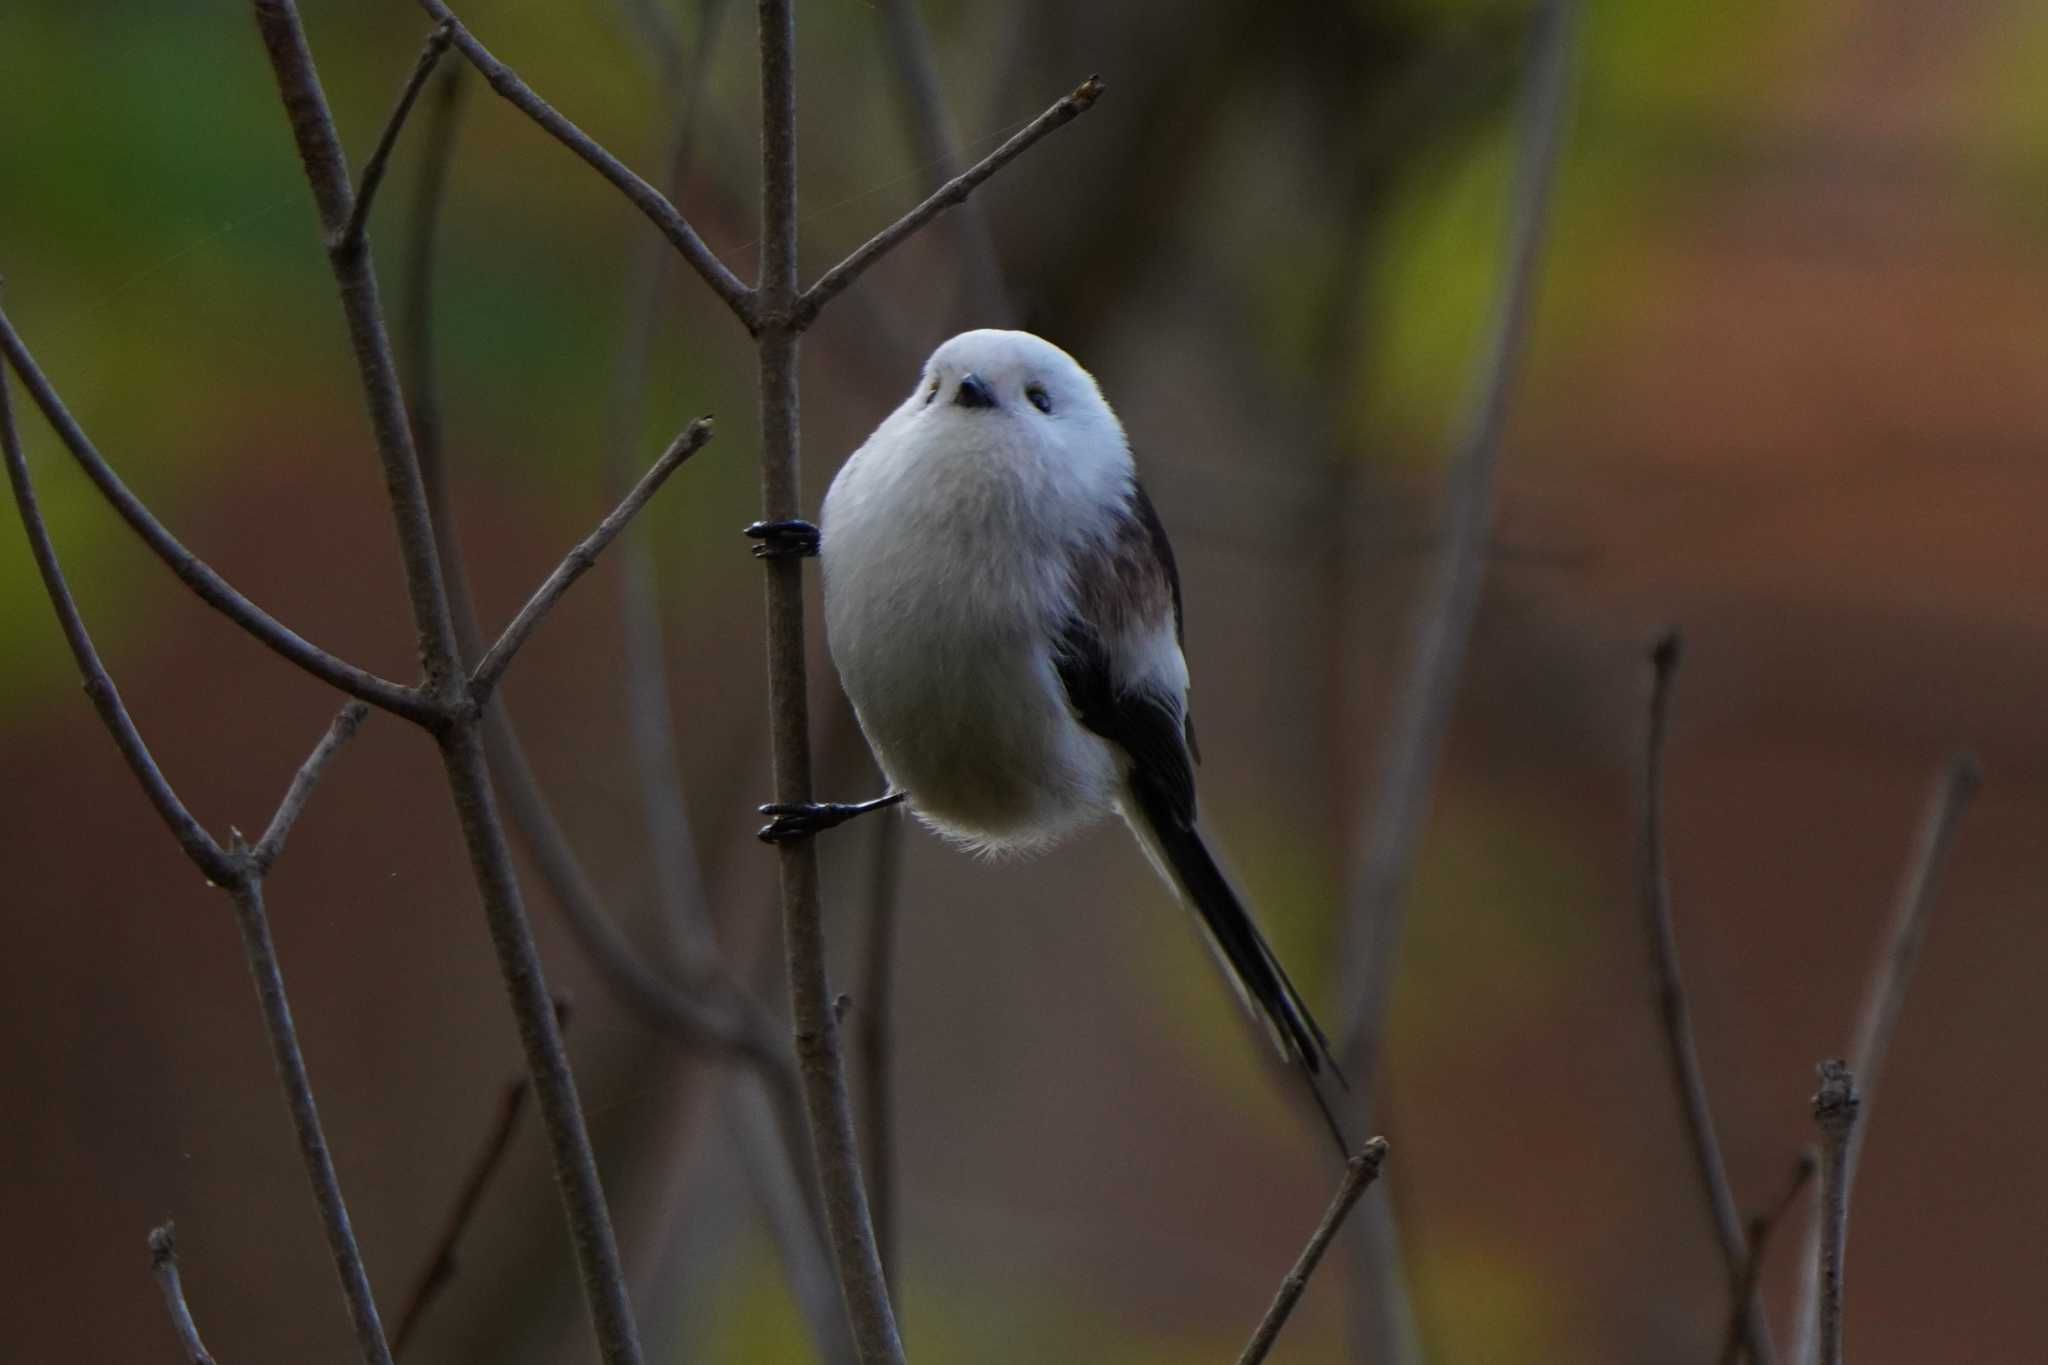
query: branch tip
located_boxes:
[1650,627,1683,676]
[797,72,1108,325]
[469,417,714,697]
[1812,1059,1860,1136]
[148,1222,177,1267]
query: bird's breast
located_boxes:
[820,435,1119,850]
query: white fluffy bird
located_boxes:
[756,328,1342,1144]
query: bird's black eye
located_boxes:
[1025,383,1052,414]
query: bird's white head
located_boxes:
[903,329,1129,464]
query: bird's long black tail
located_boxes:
[1125,778,1350,1157]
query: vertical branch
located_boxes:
[1810,1062,1860,1365]
[229,876,396,1365]
[389,52,851,1365]
[249,6,644,1362]
[754,0,905,1359]
[1637,634,1775,1365]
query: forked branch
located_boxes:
[410,0,755,325]
[0,310,438,725]
[0,368,236,885]
[254,701,371,872]
[338,21,456,253]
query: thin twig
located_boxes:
[250,5,644,1360]
[1335,0,1576,1120]
[1811,1062,1860,1365]
[468,418,713,699]
[1637,631,1775,1365]
[387,53,842,1362]
[1789,753,1979,1363]
[410,0,755,325]
[1719,1152,1818,1365]
[754,0,904,1358]
[148,1224,217,1365]
[858,813,906,1293]
[1843,753,1980,1127]
[0,368,235,884]
[338,21,456,252]
[0,308,438,725]
[794,75,1103,328]
[1237,1139,1391,1365]
[391,40,808,1147]
[253,701,371,872]
[229,874,395,1365]
[391,997,568,1356]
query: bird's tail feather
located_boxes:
[1123,780,1349,1154]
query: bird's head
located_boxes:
[913,329,1119,436]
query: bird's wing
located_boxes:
[1051,476,1342,1111]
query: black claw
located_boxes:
[744,518,820,559]
[755,792,906,843]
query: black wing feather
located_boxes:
[1052,481,1343,1111]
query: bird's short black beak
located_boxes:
[953,372,998,410]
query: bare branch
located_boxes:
[858,813,906,1291]
[0,308,440,725]
[148,1224,217,1365]
[1335,0,1577,1097]
[1844,753,1980,1119]
[1790,753,1979,1363]
[468,418,712,700]
[410,0,755,326]
[338,21,456,252]
[754,0,903,1357]
[1237,1139,1391,1365]
[794,75,1103,328]
[1637,631,1775,1365]
[1,368,236,885]
[391,32,809,1154]
[253,701,371,872]
[251,5,644,1360]
[391,997,566,1355]
[228,875,394,1365]
[1719,1152,1818,1365]
[1811,1062,1860,1365]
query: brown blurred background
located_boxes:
[3,1,2045,1361]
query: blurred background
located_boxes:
[3,0,2045,1360]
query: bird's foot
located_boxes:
[744,519,820,559]
[757,791,906,843]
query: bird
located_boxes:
[748,328,1346,1151]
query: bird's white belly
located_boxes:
[822,488,1121,854]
